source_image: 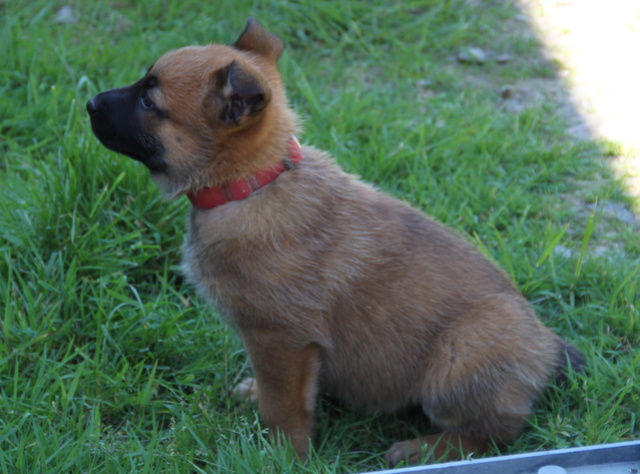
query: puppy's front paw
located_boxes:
[231,377,259,408]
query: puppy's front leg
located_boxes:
[240,329,320,459]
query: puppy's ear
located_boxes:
[212,61,271,127]
[233,18,284,62]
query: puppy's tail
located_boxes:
[554,338,586,384]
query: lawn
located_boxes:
[1,0,638,472]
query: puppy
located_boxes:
[87,19,584,465]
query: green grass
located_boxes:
[1,0,638,472]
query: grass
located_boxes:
[1,0,638,472]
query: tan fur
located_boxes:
[147,41,300,197]
[91,19,584,465]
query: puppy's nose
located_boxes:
[86,96,100,115]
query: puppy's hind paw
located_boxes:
[385,439,426,467]
[386,432,489,466]
[231,377,259,409]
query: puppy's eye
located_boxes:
[140,91,155,110]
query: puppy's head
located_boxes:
[87,19,299,197]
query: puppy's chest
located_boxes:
[181,221,253,301]
[180,209,316,319]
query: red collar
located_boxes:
[187,137,303,210]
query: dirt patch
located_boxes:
[454,0,640,258]
[519,0,640,207]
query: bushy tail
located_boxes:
[555,339,586,384]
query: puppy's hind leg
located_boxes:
[385,371,530,466]
[386,293,562,466]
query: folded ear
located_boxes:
[233,18,284,62]
[212,60,271,127]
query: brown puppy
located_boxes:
[87,19,584,465]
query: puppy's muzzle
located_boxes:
[86,89,166,172]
